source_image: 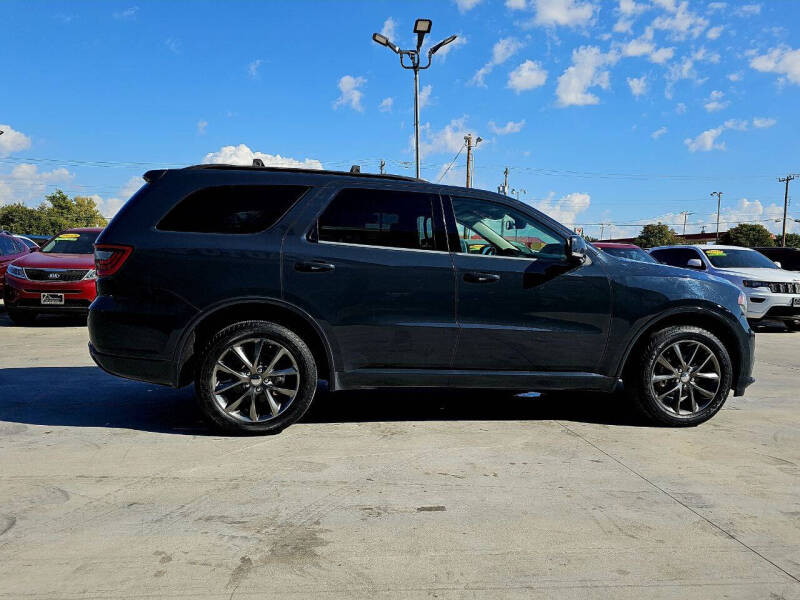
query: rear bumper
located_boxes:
[89,343,175,387]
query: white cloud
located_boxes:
[506,0,527,9]
[706,25,723,39]
[455,0,482,12]
[621,38,654,57]
[418,117,473,158]
[749,46,800,85]
[247,59,262,79]
[531,192,591,227]
[651,126,668,139]
[649,46,675,64]
[113,6,138,19]
[684,126,725,152]
[627,75,648,97]
[619,0,646,15]
[378,97,394,112]
[0,164,74,206]
[555,46,617,107]
[432,34,466,60]
[651,0,708,40]
[723,118,748,131]
[196,120,207,135]
[470,37,523,86]
[92,176,143,218]
[202,144,323,170]
[488,119,526,135]
[507,60,548,92]
[164,37,180,54]
[675,102,687,114]
[333,75,366,112]
[0,125,32,157]
[703,90,729,112]
[735,3,760,16]
[531,0,596,28]
[380,17,396,41]
[419,84,433,109]
[614,18,633,33]
[664,47,717,97]
[752,117,776,128]
[727,72,742,82]
[707,2,727,12]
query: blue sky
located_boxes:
[1,0,799,239]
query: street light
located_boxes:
[372,19,457,180]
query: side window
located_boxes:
[0,236,15,257]
[450,196,566,260]
[12,238,26,253]
[316,188,442,251]
[651,248,702,268]
[157,185,309,234]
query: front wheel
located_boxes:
[195,321,318,434]
[626,325,733,427]
[785,319,800,332]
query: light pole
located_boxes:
[511,188,526,202]
[711,191,723,243]
[373,20,457,180]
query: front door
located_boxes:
[444,195,611,372]
[283,185,457,374]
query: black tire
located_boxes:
[6,309,38,326]
[625,325,733,427]
[785,319,800,332]
[195,320,318,435]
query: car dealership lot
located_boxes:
[1,309,799,599]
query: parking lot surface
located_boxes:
[1,308,799,599]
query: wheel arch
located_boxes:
[174,298,335,389]
[617,306,743,384]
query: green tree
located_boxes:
[0,202,47,234]
[0,190,106,235]
[783,233,800,248]
[634,223,683,248]
[721,223,775,247]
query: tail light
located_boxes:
[94,244,133,277]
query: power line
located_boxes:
[437,143,465,183]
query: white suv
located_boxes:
[650,244,800,330]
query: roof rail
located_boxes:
[180,163,422,182]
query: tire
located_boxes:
[625,325,733,427]
[785,319,800,332]
[195,320,318,435]
[6,308,38,326]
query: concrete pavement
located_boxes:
[1,309,799,599]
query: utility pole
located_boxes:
[599,222,606,240]
[379,159,385,175]
[778,174,798,247]
[679,211,695,235]
[711,192,723,243]
[500,167,509,195]
[464,134,482,188]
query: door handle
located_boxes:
[463,271,500,284]
[295,261,335,273]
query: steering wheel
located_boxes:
[481,245,497,256]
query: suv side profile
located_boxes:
[89,165,755,434]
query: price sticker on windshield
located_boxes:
[706,249,726,256]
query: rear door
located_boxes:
[282,184,457,374]
[443,194,612,372]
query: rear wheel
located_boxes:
[785,319,800,332]
[626,325,732,426]
[195,320,317,434]
[6,308,38,326]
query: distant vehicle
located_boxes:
[754,246,800,272]
[0,232,32,295]
[650,245,800,330]
[14,235,40,250]
[88,164,754,433]
[3,227,102,325]
[593,242,659,263]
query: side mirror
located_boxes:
[774,261,782,268]
[687,258,703,269]
[567,235,587,263]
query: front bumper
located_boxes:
[3,273,96,313]
[745,291,800,321]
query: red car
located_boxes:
[593,242,659,263]
[0,232,33,295]
[3,227,103,325]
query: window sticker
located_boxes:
[706,249,726,256]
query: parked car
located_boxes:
[89,164,755,433]
[593,242,659,263]
[3,227,102,325]
[650,244,800,330]
[0,231,32,295]
[754,246,800,272]
[14,235,41,250]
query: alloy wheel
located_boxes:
[211,338,300,423]
[649,340,721,416]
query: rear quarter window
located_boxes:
[157,185,309,234]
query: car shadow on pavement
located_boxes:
[0,366,648,435]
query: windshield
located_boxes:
[600,246,658,263]
[703,248,779,269]
[41,231,99,254]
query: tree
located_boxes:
[784,233,800,248]
[0,190,106,235]
[634,223,683,248]
[721,223,775,247]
